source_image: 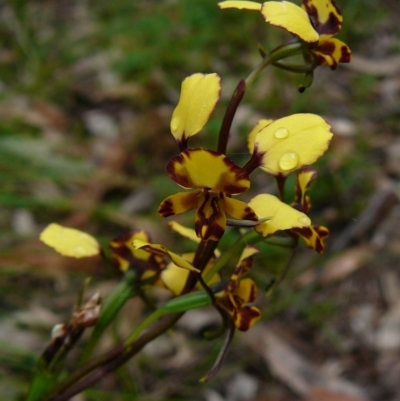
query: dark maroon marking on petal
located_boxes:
[243,147,265,175]
[248,283,257,302]
[292,226,328,253]
[293,168,317,213]
[242,206,258,221]
[158,199,175,217]
[166,154,192,188]
[195,193,226,241]
[218,158,250,193]
[236,307,261,331]
[313,41,337,68]
[303,0,342,36]
[340,45,352,63]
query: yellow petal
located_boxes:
[253,114,332,175]
[302,0,343,36]
[40,223,100,258]
[218,1,262,10]
[158,190,199,217]
[313,37,351,69]
[294,168,317,213]
[247,119,274,153]
[234,277,258,303]
[171,73,221,143]
[249,194,311,236]
[168,148,250,193]
[132,241,199,272]
[228,246,259,290]
[237,245,259,267]
[261,2,319,43]
[161,262,191,296]
[222,197,258,221]
[168,221,201,244]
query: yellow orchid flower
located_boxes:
[215,246,261,331]
[159,148,258,241]
[219,0,351,69]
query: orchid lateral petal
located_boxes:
[227,246,259,290]
[292,225,329,253]
[40,223,100,258]
[222,197,258,221]
[249,194,311,236]
[234,305,261,331]
[171,73,221,144]
[247,119,274,154]
[158,190,199,218]
[302,0,343,36]
[294,168,317,213]
[237,246,259,267]
[313,37,352,69]
[132,240,199,272]
[167,148,250,194]
[218,1,262,10]
[261,1,319,43]
[168,221,201,244]
[252,114,332,175]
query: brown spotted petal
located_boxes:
[215,248,261,331]
[158,190,199,218]
[313,37,352,69]
[292,225,329,253]
[222,197,258,222]
[226,277,261,331]
[234,305,261,331]
[302,0,343,36]
[227,246,259,292]
[167,148,250,194]
[110,230,158,272]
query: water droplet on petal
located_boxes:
[297,215,311,225]
[274,127,289,139]
[171,116,180,132]
[278,152,299,171]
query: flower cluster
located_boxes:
[33,0,351,394]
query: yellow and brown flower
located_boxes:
[218,0,351,69]
[215,246,261,331]
[159,148,258,241]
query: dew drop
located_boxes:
[297,215,311,225]
[171,116,180,131]
[274,127,289,139]
[278,152,299,171]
